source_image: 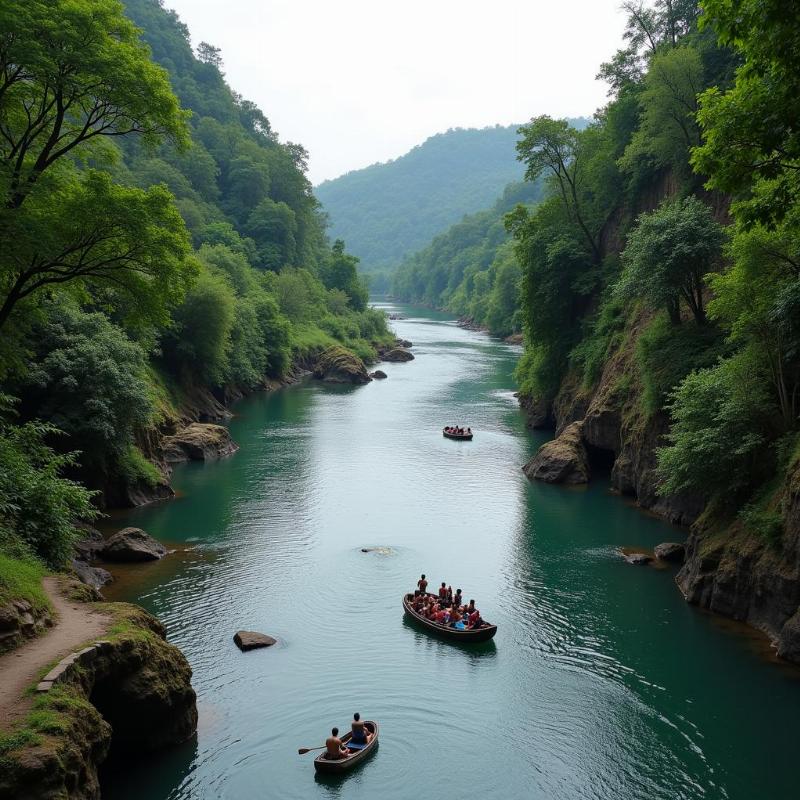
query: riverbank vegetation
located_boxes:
[511,0,800,524]
[0,0,390,569]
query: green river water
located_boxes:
[102,302,799,800]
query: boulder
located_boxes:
[396,338,412,348]
[522,421,589,484]
[381,347,415,363]
[162,422,239,464]
[73,524,105,561]
[624,552,653,565]
[370,370,387,379]
[100,527,167,563]
[71,559,114,589]
[313,346,371,384]
[654,542,685,563]
[234,630,277,651]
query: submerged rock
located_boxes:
[100,527,167,563]
[522,421,589,484]
[654,542,685,563]
[163,422,239,463]
[381,347,414,363]
[234,630,277,651]
[313,346,371,384]
[370,370,387,379]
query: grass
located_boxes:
[0,553,50,615]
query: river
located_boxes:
[102,302,799,800]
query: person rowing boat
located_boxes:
[325,727,350,760]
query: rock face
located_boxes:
[522,421,589,485]
[0,599,52,653]
[234,630,277,651]
[381,347,414,363]
[162,422,239,463]
[100,528,167,563]
[313,346,371,384]
[654,542,685,563]
[0,602,197,800]
[370,370,387,379]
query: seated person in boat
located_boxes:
[450,607,464,627]
[326,727,350,760]
[351,713,372,746]
[417,574,428,594]
[453,589,463,609]
[438,581,447,601]
[465,599,476,616]
[468,609,483,628]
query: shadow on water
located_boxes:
[401,615,498,662]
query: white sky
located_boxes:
[161,0,627,184]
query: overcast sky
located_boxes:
[162,0,628,184]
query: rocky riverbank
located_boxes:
[0,581,197,800]
[517,309,800,665]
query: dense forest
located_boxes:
[391,180,545,336]
[316,124,565,284]
[509,0,800,552]
[0,0,390,568]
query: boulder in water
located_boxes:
[100,527,167,562]
[381,347,414,363]
[163,423,238,463]
[234,631,277,651]
[370,370,387,379]
[624,552,653,565]
[71,559,113,589]
[522,421,589,484]
[313,346,371,384]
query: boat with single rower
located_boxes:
[403,593,497,642]
[313,721,379,773]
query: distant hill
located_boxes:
[316,121,590,273]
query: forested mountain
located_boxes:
[316,122,587,277]
[509,1,800,658]
[392,180,545,336]
[0,0,390,567]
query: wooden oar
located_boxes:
[298,745,327,755]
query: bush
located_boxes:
[657,349,775,499]
[570,295,627,388]
[636,313,727,414]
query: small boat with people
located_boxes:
[311,719,379,773]
[403,575,497,642]
[443,425,473,440]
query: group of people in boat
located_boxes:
[444,425,471,436]
[411,574,485,630]
[325,712,373,760]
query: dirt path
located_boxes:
[0,577,111,727]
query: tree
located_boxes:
[323,240,368,311]
[692,0,800,227]
[657,349,774,498]
[196,42,223,70]
[615,196,724,324]
[0,0,188,210]
[516,117,603,263]
[0,0,191,331]
[708,197,800,428]
[619,45,704,176]
[0,170,197,331]
[245,198,298,270]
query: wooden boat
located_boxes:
[403,593,497,642]
[313,721,379,773]
[443,428,473,440]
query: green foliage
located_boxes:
[657,349,775,499]
[322,241,368,312]
[0,0,191,330]
[570,295,627,388]
[0,398,97,567]
[0,552,49,614]
[636,312,726,413]
[693,0,800,227]
[616,196,725,324]
[739,504,783,545]
[315,124,563,271]
[116,445,160,489]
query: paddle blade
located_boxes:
[298,748,311,755]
